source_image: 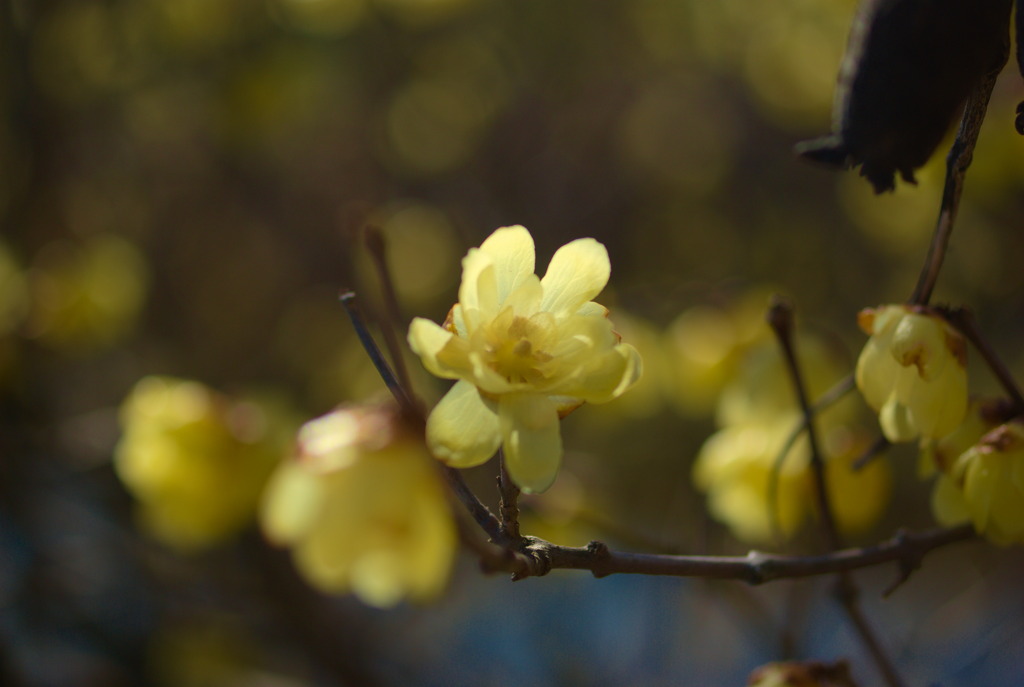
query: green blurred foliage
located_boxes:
[4,0,1024,684]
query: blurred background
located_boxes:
[3,0,1024,684]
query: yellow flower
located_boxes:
[261,405,457,607]
[936,422,1024,546]
[855,305,968,443]
[693,338,890,543]
[27,234,148,352]
[408,225,642,493]
[114,376,288,550]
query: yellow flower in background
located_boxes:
[855,305,968,443]
[693,337,889,544]
[408,225,642,493]
[27,234,148,352]
[115,376,289,550]
[261,405,457,607]
[933,422,1024,546]
[694,418,810,541]
[664,288,774,418]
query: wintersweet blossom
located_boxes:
[855,305,968,443]
[693,338,890,543]
[407,225,642,493]
[261,405,457,607]
[114,376,289,550]
[932,422,1024,546]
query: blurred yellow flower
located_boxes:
[27,234,148,352]
[261,405,457,607]
[408,225,642,493]
[693,338,889,543]
[664,287,774,418]
[115,376,290,550]
[934,422,1024,546]
[855,305,968,443]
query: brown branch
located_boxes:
[497,450,522,542]
[909,68,1000,306]
[943,306,1024,412]
[767,298,906,687]
[363,225,414,394]
[767,298,842,550]
[497,524,974,582]
[768,373,856,541]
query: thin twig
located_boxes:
[497,449,522,542]
[768,374,856,541]
[340,291,417,416]
[766,298,906,687]
[909,68,1000,305]
[342,290,507,547]
[767,298,842,549]
[499,524,974,582]
[852,434,890,471]
[363,225,414,394]
[943,306,1024,412]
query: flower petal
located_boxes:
[499,393,562,493]
[459,249,498,328]
[539,238,610,316]
[408,317,471,379]
[426,379,500,467]
[478,226,536,303]
[260,462,323,544]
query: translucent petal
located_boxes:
[904,362,968,439]
[478,226,536,304]
[931,474,971,526]
[879,395,919,443]
[426,379,500,467]
[554,343,642,403]
[539,238,610,316]
[459,249,498,327]
[855,331,901,411]
[963,453,996,532]
[408,317,471,379]
[499,393,562,493]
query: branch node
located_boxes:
[512,536,553,581]
[586,540,611,578]
[745,550,770,585]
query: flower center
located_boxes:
[485,314,553,384]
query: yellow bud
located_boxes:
[948,422,1024,546]
[855,305,968,442]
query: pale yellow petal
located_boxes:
[499,393,562,493]
[931,474,971,526]
[426,379,500,467]
[458,249,498,327]
[478,226,536,303]
[555,343,642,403]
[260,462,323,544]
[539,238,610,315]
[905,363,968,439]
[879,394,919,443]
[408,317,471,379]
[855,330,900,411]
